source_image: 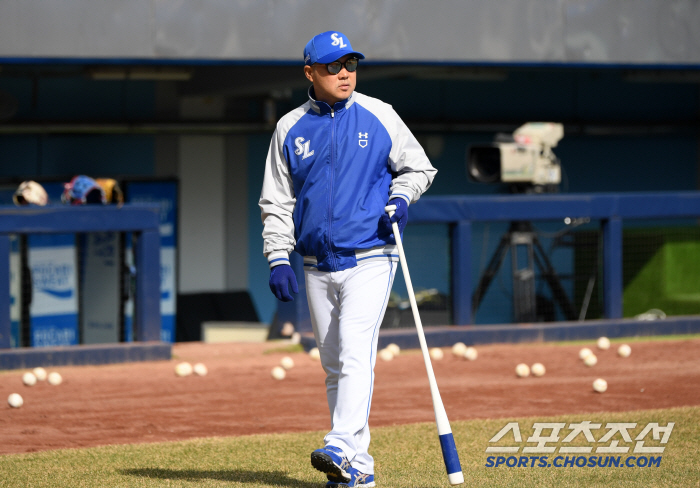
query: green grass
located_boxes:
[1,406,698,487]
[263,343,305,355]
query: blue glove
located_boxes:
[269,264,299,302]
[379,197,409,241]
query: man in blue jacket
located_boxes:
[260,30,436,487]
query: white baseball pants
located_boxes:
[305,259,396,475]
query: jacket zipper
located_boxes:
[327,108,337,270]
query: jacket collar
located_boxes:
[308,86,356,115]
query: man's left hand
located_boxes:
[379,197,408,241]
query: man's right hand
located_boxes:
[269,264,299,302]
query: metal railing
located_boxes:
[411,192,700,325]
[0,204,161,348]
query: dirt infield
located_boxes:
[1,337,699,455]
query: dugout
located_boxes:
[1,1,699,351]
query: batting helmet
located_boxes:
[13,180,48,206]
[62,175,106,205]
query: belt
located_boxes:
[303,245,399,269]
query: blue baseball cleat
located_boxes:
[326,466,376,487]
[311,445,352,481]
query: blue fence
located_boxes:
[410,192,700,325]
[0,204,161,350]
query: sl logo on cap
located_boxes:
[331,33,347,48]
[359,132,368,148]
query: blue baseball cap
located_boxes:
[304,31,365,66]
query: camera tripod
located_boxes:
[472,221,576,323]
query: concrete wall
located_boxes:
[1,1,699,65]
[225,135,249,291]
[177,135,226,293]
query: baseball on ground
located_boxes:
[280,356,295,370]
[8,393,23,408]
[174,362,193,377]
[271,366,286,380]
[451,342,467,356]
[386,343,400,356]
[309,347,321,360]
[593,378,608,393]
[378,348,394,361]
[193,363,208,376]
[597,337,611,350]
[22,372,37,386]
[280,321,295,336]
[531,363,546,377]
[32,367,47,381]
[515,363,530,377]
[463,346,478,361]
[618,344,632,358]
[47,372,62,385]
[429,347,444,360]
[584,353,598,367]
[579,347,593,360]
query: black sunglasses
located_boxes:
[325,57,359,75]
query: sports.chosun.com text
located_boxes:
[485,455,662,468]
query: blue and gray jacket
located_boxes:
[260,88,436,272]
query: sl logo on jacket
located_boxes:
[294,137,315,160]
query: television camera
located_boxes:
[467,122,564,193]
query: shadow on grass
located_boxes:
[120,468,319,487]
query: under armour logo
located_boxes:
[359,132,368,148]
[294,137,315,160]
[330,33,348,48]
